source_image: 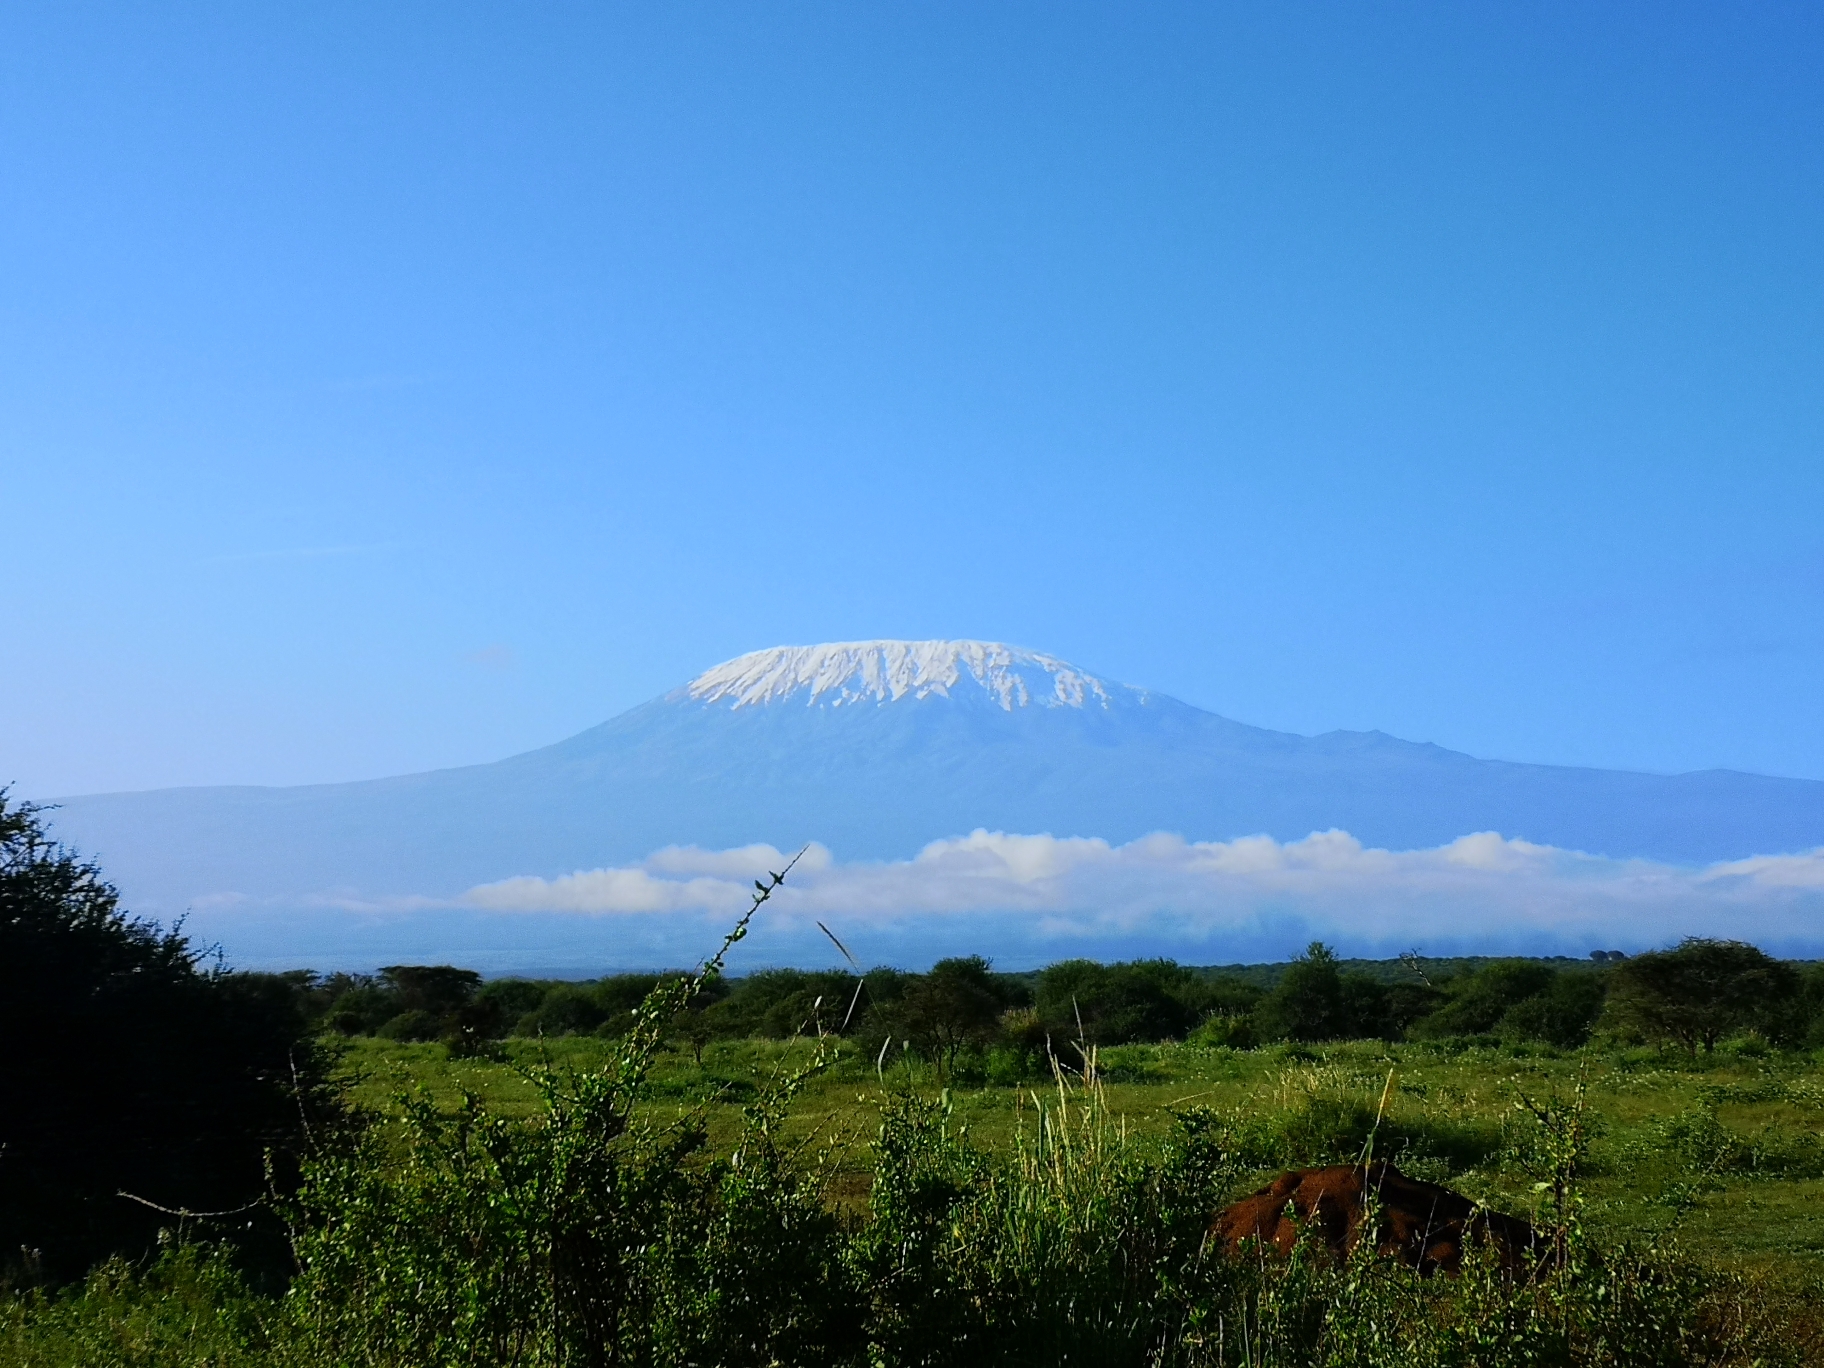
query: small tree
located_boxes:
[1603,937,1798,1053]
[379,964,482,1017]
[1256,942,1348,1042]
[670,1007,714,1064]
[889,956,1006,1073]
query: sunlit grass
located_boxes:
[336,1033,1824,1274]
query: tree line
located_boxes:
[301,934,1824,1074]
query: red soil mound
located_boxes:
[1212,1161,1540,1276]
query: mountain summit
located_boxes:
[42,640,1824,933]
[683,640,1127,712]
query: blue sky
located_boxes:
[4,2,1822,799]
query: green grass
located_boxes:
[335,1032,1824,1276]
[13,1032,1824,1365]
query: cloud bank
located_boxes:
[461,829,1824,955]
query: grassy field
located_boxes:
[338,1032,1824,1278]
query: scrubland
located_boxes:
[343,1030,1824,1274]
[13,792,1824,1366]
[12,1030,1824,1365]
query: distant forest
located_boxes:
[287,939,1824,1075]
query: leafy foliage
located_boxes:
[1033,958,1229,1045]
[1605,939,1800,1053]
[0,793,331,1285]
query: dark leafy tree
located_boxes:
[880,957,1008,1072]
[1255,942,1348,1042]
[1495,972,1608,1048]
[699,968,864,1039]
[1786,964,1824,1049]
[0,794,333,1284]
[1603,938,1799,1053]
[1203,975,1265,1020]
[1408,961,1561,1040]
[378,964,481,1016]
[1377,981,1446,1039]
[321,974,398,1035]
[1033,959,1212,1045]
[517,983,612,1037]
[1337,974,1394,1039]
[668,1006,715,1064]
[463,977,552,1040]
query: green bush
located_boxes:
[471,976,551,1024]
[0,1245,272,1368]
[1187,1013,1256,1050]
[1605,940,1800,1053]
[374,1008,443,1041]
[1254,943,1349,1041]
[1034,958,1221,1045]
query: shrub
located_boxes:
[1034,958,1220,1045]
[0,1246,271,1367]
[1496,972,1608,1047]
[870,956,1011,1070]
[471,976,551,1025]
[0,794,331,1285]
[281,872,848,1367]
[1188,1013,1257,1050]
[1255,942,1349,1041]
[374,1008,443,1042]
[516,982,611,1037]
[706,968,863,1038]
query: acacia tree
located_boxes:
[1603,938,1799,1053]
[885,956,1007,1073]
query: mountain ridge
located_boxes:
[39,641,1824,928]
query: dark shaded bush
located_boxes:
[1496,972,1608,1047]
[0,794,331,1285]
[703,968,869,1039]
[472,976,551,1024]
[1409,960,1560,1039]
[376,1008,444,1041]
[1403,959,1607,1048]
[380,964,481,1016]
[508,974,682,1039]
[1255,943,1350,1041]
[1033,958,1212,1044]
[320,976,398,1035]
[1790,963,1824,1049]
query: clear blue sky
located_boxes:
[4,2,1821,798]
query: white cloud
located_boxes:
[458,830,1824,951]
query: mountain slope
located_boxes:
[43,640,1824,918]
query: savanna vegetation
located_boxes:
[301,928,1824,1070]
[9,792,1824,1365]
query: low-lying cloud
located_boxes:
[461,829,1824,955]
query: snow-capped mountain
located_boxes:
[684,641,1129,711]
[40,640,1824,947]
